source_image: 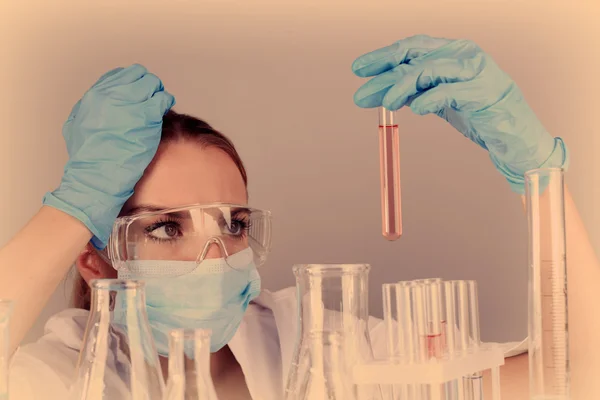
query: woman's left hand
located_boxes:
[352,34,568,194]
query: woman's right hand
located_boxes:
[43,64,175,250]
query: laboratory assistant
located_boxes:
[1,34,598,399]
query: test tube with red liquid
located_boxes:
[378,107,402,240]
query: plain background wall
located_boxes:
[0,0,598,346]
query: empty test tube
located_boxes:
[383,283,404,363]
[383,283,415,400]
[452,281,483,400]
[378,107,402,240]
[443,282,460,400]
[466,281,483,400]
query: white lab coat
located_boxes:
[8,287,527,400]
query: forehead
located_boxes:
[123,141,247,212]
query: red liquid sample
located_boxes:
[378,124,402,240]
[426,333,443,359]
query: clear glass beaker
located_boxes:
[525,168,570,400]
[164,329,218,400]
[284,264,383,400]
[70,279,164,400]
[0,300,13,400]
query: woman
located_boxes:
[0,35,598,399]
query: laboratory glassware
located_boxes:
[449,280,483,400]
[284,264,383,400]
[383,279,459,400]
[289,331,357,400]
[382,282,420,399]
[70,279,164,400]
[164,329,218,400]
[365,279,502,400]
[0,300,13,400]
[525,168,570,400]
[378,107,402,240]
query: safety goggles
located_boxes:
[105,203,272,276]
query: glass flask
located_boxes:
[0,300,13,400]
[164,329,218,400]
[284,264,383,400]
[70,279,164,400]
[289,331,356,400]
[525,168,570,400]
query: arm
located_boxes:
[0,206,92,355]
[484,185,600,397]
[0,65,174,356]
[351,35,596,397]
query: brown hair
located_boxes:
[70,109,249,310]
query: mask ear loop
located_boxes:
[94,247,112,266]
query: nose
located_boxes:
[204,243,223,259]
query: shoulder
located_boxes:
[9,308,89,400]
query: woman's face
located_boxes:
[78,140,247,281]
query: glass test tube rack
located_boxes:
[353,279,504,400]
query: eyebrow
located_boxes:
[231,207,251,216]
[123,204,171,217]
[123,204,252,217]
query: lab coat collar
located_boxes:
[257,287,299,389]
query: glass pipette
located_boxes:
[378,107,402,240]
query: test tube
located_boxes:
[378,107,402,240]
[383,283,405,363]
[448,280,483,400]
[525,168,569,400]
[383,283,413,400]
[465,281,483,400]
[443,282,460,400]
[423,280,443,360]
[410,282,431,400]
[443,282,457,358]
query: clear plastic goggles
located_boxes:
[107,203,272,276]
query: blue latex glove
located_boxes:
[43,64,176,249]
[352,35,569,194]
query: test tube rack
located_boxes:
[353,279,503,400]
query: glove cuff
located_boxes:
[42,188,122,250]
[492,137,569,195]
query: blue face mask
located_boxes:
[116,247,261,355]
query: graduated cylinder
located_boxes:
[525,168,570,400]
